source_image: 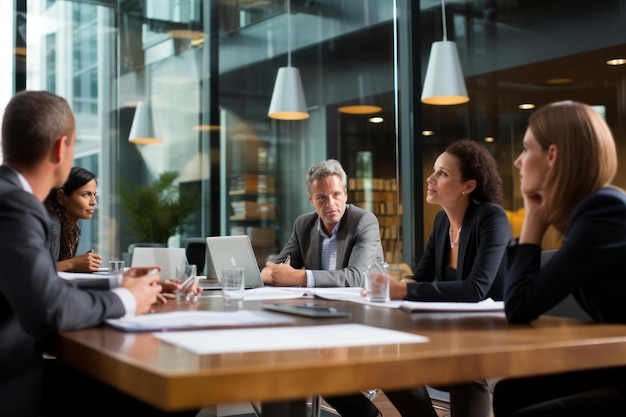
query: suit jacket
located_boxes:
[406,201,511,301]
[274,204,383,287]
[505,187,626,324]
[0,165,124,415]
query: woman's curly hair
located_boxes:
[445,139,503,205]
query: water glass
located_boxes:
[364,266,390,303]
[221,267,245,309]
[175,264,198,301]
[108,261,125,283]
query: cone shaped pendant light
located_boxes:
[129,101,162,144]
[421,0,469,105]
[268,0,309,120]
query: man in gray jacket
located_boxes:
[261,159,383,288]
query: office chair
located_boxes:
[310,389,379,417]
[181,237,207,276]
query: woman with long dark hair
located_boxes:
[45,166,102,272]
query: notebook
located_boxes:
[203,236,264,289]
[131,247,187,280]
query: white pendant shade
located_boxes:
[129,101,162,144]
[421,40,469,105]
[268,67,310,120]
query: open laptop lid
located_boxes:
[131,247,187,280]
[205,236,264,288]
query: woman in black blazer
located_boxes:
[379,139,511,417]
[492,101,626,416]
[327,140,511,417]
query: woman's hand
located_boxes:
[57,251,102,272]
[519,191,550,245]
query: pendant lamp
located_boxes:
[128,101,162,144]
[268,0,309,120]
[338,75,382,115]
[421,0,469,105]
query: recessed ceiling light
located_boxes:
[369,116,384,124]
[606,58,626,66]
[546,78,574,85]
[422,130,434,136]
[518,103,535,110]
[484,137,495,143]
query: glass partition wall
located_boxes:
[13,0,626,272]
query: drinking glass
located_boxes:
[175,264,198,301]
[221,267,245,309]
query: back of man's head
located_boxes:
[1,90,75,166]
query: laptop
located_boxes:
[203,236,264,289]
[131,247,187,280]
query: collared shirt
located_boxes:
[9,167,136,316]
[305,217,341,287]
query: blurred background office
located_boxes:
[2,0,625,272]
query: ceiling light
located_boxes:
[369,116,384,124]
[128,101,162,144]
[338,75,383,114]
[422,130,435,136]
[484,137,495,143]
[546,78,573,85]
[518,103,535,110]
[421,0,469,105]
[268,0,309,120]
[606,58,626,66]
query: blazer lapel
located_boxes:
[308,220,322,270]
[456,202,477,279]
[434,215,449,280]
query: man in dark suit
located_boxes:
[261,159,383,287]
[0,90,182,416]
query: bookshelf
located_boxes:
[220,109,279,268]
[228,172,278,267]
[349,177,402,263]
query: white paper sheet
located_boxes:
[153,323,428,354]
[243,287,403,308]
[106,310,294,332]
[58,271,110,280]
[400,298,505,312]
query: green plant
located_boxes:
[118,171,199,244]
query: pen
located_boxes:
[282,254,291,265]
[180,276,196,292]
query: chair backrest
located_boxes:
[181,238,207,276]
[541,250,592,321]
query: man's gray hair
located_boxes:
[305,159,348,195]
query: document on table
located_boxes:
[243,287,403,308]
[153,323,429,355]
[400,298,505,312]
[58,271,110,280]
[105,310,295,332]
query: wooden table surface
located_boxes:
[57,296,626,412]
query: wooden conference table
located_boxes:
[56,295,626,416]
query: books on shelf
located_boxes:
[230,174,276,194]
[230,200,276,220]
[230,226,276,248]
